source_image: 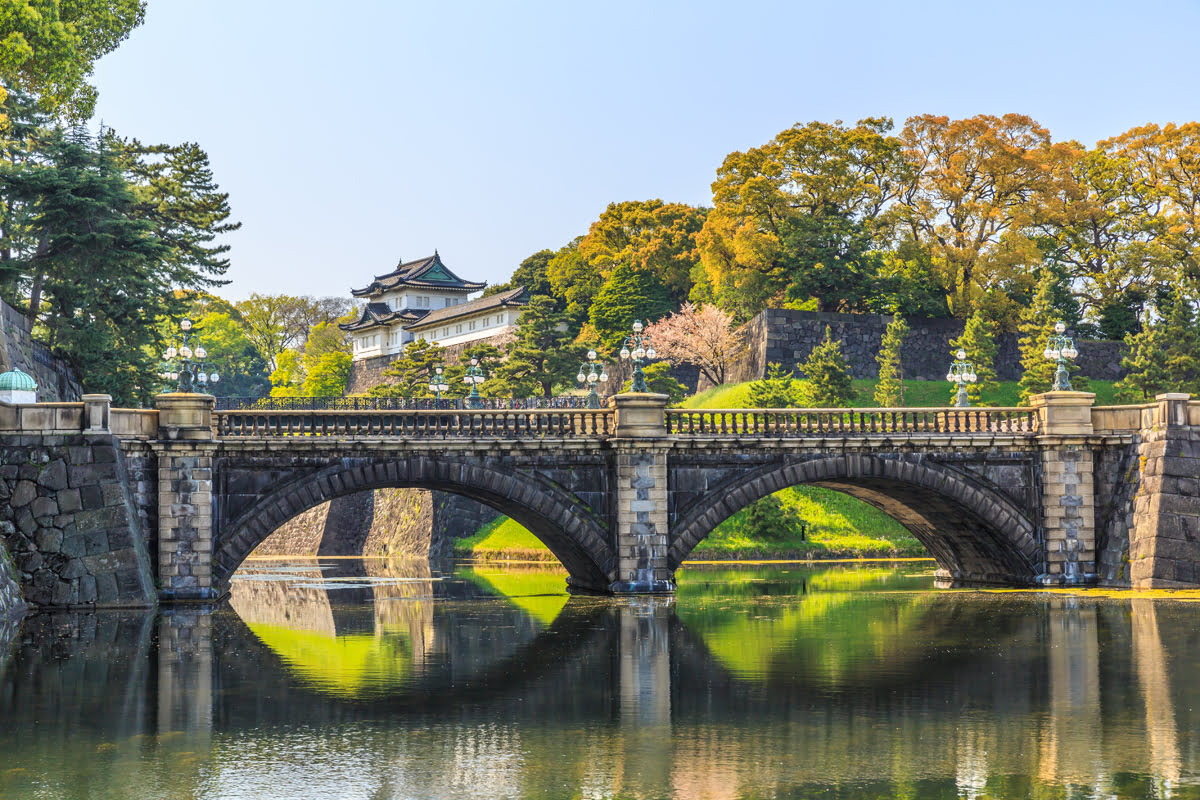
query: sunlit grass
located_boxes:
[454,516,557,561]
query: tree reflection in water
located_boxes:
[0,560,1197,799]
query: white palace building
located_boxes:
[341,252,528,362]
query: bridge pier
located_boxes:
[154,394,218,601]
[610,395,675,594]
[1032,392,1098,585]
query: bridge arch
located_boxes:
[669,454,1042,584]
[212,456,614,593]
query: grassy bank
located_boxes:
[683,378,1120,409]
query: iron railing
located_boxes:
[214,408,614,438]
[665,407,1040,436]
[213,395,597,411]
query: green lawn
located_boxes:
[454,516,558,561]
[683,377,1120,409]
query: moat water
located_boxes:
[1,559,1198,799]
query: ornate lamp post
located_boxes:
[160,319,219,393]
[618,320,656,393]
[576,349,609,409]
[463,356,487,409]
[428,365,450,403]
[946,349,978,408]
[1043,321,1078,391]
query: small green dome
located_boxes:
[0,368,37,391]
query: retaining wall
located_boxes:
[727,309,1126,387]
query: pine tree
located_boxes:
[798,326,854,407]
[748,362,800,408]
[874,315,908,407]
[950,310,998,406]
[587,263,673,351]
[1018,270,1068,405]
[370,338,445,397]
[495,296,580,398]
[1159,289,1200,395]
[1115,310,1168,401]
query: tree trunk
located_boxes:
[26,236,49,329]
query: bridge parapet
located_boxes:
[666,407,1039,437]
[213,406,613,438]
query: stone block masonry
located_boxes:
[1128,395,1200,588]
[726,308,1126,388]
[0,433,155,607]
[0,534,24,620]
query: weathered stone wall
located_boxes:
[1094,438,1141,586]
[0,300,81,401]
[250,487,501,562]
[0,535,24,621]
[727,309,1126,386]
[345,331,516,394]
[0,434,156,607]
[1129,420,1200,588]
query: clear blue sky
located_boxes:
[89,0,1200,301]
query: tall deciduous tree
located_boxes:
[0,0,146,120]
[874,315,908,407]
[798,327,854,407]
[645,302,742,388]
[699,118,907,320]
[898,113,1073,317]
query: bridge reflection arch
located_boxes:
[669,454,1043,584]
[212,456,614,594]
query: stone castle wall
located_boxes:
[0,434,156,608]
[345,331,516,395]
[0,536,24,622]
[252,488,501,561]
[0,300,81,401]
[726,309,1126,387]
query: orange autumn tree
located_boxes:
[896,113,1077,319]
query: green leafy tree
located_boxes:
[301,352,352,397]
[742,494,802,542]
[189,310,269,397]
[798,326,854,407]
[587,263,673,351]
[268,349,304,397]
[874,315,908,406]
[781,208,883,313]
[0,0,146,120]
[369,337,445,398]
[486,249,557,306]
[620,361,686,403]
[496,296,580,398]
[950,310,998,405]
[748,362,800,408]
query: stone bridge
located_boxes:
[1,390,1199,606]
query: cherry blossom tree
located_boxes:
[645,303,744,387]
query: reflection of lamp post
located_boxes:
[576,349,609,409]
[618,320,656,393]
[463,356,487,409]
[160,319,219,393]
[1043,321,1078,391]
[946,349,978,408]
[428,364,449,401]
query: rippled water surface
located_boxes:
[2,558,1199,799]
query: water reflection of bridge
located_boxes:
[0,564,1195,798]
